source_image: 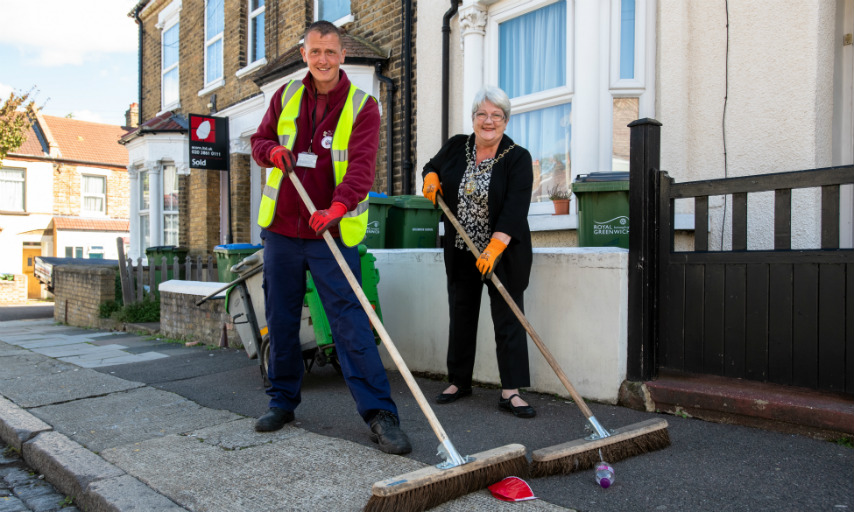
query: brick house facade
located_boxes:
[122,0,415,259]
[1,110,131,298]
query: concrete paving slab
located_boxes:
[101,419,565,512]
[10,337,98,349]
[62,352,169,369]
[28,387,242,452]
[30,344,128,358]
[22,431,125,501]
[0,349,79,380]
[0,396,52,451]
[80,474,188,512]
[0,366,143,408]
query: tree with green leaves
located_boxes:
[0,89,37,163]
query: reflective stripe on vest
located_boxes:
[257,81,304,228]
[257,80,374,247]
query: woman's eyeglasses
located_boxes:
[474,112,506,123]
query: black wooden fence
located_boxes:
[628,119,854,395]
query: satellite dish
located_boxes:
[196,120,211,140]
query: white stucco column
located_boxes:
[127,167,140,260]
[459,3,488,128]
[147,160,163,249]
[572,0,602,175]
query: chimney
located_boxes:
[125,103,139,128]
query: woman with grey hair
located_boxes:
[421,86,535,418]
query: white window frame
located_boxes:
[157,0,182,113]
[475,0,655,230]
[314,0,354,25]
[203,0,225,93]
[248,0,265,63]
[81,174,107,216]
[485,0,574,118]
[238,0,267,77]
[609,0,646,91]
[0,167,26,212]
[162,163,179,247]
[139,169,151,250]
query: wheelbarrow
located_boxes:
[197,246,384,386]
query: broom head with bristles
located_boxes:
[365,443,527,512]
[530,418,670,478]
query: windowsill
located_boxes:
[0,210,28,216]
[157,102,181,117]
[529,212,577,231]
[197,79,225,98]
[236,58,267,79]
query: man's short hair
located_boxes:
[303,20,342,45]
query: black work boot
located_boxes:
[369,410,412,455]
[255,407,295,432]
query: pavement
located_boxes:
[0,315,852,512]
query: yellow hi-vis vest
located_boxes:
[257,80,373,247]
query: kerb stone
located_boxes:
[21,431,124,500]
[0,395,52,451]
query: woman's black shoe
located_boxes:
[435,387,472,404]
[498,393,536,418]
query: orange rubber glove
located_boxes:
[475,237,508,278]
[422,172,443,206]
[309,201,347,235]
[270,146,296,173]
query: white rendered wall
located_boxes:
[0,160,54,273]
[657,0,836,250]
[372,248,628,403]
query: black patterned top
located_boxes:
[455,142,493,252]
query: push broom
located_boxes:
[286,172,527,512]
[436,195,670,478]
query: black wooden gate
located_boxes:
[627,119,854,395]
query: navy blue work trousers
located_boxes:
[261,230,397,422]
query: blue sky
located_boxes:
[0,0,139,126]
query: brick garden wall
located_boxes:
[0,275,27,305]
[159,284,241,348]
[53,266,117,328]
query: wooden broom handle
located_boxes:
[436,195,596,420]
[287,172,454,444]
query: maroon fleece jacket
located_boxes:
[250,70,380,240]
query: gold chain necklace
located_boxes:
[464,138,516,195]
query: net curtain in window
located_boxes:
[498,1,566,99]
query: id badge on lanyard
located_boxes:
[296,152,318,168]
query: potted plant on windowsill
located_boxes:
[548,185,571,215]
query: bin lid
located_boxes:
[573,172,630,193]
[392,195,436,209]
[145,245,187,253]
[368,195,396,205]
[574,172,630,182]
[214,243,263,253]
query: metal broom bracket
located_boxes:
[585,417,613,440]
[436,439,472,469]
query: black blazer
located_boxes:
[423,133,534,293]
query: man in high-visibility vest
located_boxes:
[249,20,411,455]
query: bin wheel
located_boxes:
[259,333,271,388]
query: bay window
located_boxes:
[139,170,151,250]
[163,164,179,246]
[480,0,654,208]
